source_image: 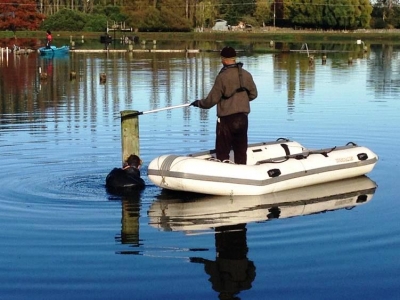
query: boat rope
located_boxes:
[256,157,290,165]
[276,137,290,142]
[304,146,337,158]
[256,146,337,165]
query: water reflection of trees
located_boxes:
[1,44,399,125]
[368,44,400,98]
[0,53,70,119]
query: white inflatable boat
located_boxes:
[147,138,378,196]
[148,176,377,232]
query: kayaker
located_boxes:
[46,30,52,49]
[190,46,258,165]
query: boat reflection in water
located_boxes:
[148,176,377,299]
[148,176,377,232]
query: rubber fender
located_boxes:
[268,168,281,177]
[357,153,368,161]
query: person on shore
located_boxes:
[46,30,52,49]
[190,46,258,165]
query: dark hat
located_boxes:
[220,46,236,59]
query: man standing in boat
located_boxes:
[191,46,258,164]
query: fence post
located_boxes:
[120,110,140,167]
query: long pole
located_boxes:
[129,103,191,117]
[120,103,190,165]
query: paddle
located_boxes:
[127,103,191,117]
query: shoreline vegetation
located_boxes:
[1,29,400,44]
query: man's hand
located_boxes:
[190,100,200,107]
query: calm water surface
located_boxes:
[0,42,399,300]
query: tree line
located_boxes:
[0,0,400,33]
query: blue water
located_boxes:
[0,42,399,300]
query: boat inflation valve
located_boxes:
[268,168,281,177]
[357,153,368,161]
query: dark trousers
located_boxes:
[215,113,248,164]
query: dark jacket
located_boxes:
[106,166,145,195]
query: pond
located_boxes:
[0,41,399,300]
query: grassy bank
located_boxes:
[2,29,400,44]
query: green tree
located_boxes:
[221,0,257,25]
[195,0,219,28]
[356,0,373,28]
[327,0,356,29]
[83,14,109,32]
[286,0,372,30]
[41,9,87,31]
[372,0,400,28]
[126,0,192,31]
[321,0,367,29]
[288,0,324,28]
[254,0,272,26]
[97,5,128,22]
[160,5,192,31]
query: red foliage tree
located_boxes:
[0,0,44,32]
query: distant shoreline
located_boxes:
[1,29,400,44]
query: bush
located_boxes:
[127,7,191,32]
[83,14,108,32]
[41,9,87,31]
[160,7,192,32]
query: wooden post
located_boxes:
[100,73,106,84]
[120,110,140,167]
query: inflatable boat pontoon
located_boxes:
[147,138,378,196]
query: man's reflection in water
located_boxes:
[191,223,256,300]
